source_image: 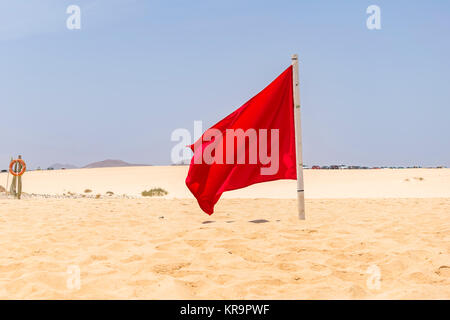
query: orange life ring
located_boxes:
[9,159,26,177]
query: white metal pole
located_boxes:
[292,54,305,220]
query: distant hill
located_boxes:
[83,159,150,169]
[50,163,78,170]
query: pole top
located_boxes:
[291,54,298,60]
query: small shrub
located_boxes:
[95,194,101,199]
[84,189,92,193]
[106,191,114,196]
[141,188,168,197]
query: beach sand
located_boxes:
[0,168,449,299]
[1,167,450,199]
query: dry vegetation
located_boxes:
[141,188,168,197]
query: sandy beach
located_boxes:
[0,168,449,299]
[1,167,450,199]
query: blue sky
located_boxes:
[1,0,449,168]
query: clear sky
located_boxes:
[1,0,449,168]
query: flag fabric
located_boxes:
[185,66,297,215]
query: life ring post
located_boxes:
[9,159,26,177]
[9,156,26,199]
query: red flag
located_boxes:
[186,66,296,214]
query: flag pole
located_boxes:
[292,54,305,220]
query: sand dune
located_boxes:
[1,167,449,198]
[0,168,449,299]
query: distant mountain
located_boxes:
[49,163,78,170]
[83,159,150,168]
